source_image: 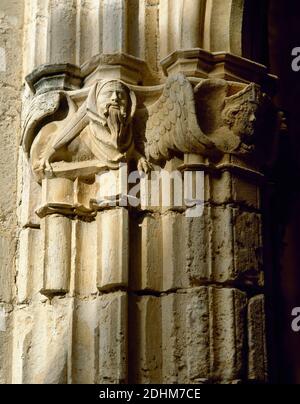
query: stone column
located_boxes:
[10,0,278,384]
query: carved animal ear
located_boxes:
[194,79,229,134]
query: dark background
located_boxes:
[253,0,300,384]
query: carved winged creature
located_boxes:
[193,78,269,155]
[133,74,218,163]
[25,74,219,180]
[23,74,268,182]
[29,79,152,179]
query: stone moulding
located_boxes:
[161,48,278,94]
[25,52,160,96]
[26,63,83,95]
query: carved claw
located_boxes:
[137,156,153,174]
[34,147,56,175]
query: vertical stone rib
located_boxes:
[42,215,72,295]
[186,288,210,382]
[97,208,129,291]
[0,304,13,384]
[180,0,206,48]
[98,292,128,383]
[17,228,42,303]
[158,0,170,59]
[47,0,77,64]
[162,212,185,290]
[127,0,141,58]
[159,0,206,59]
[76,0,103,65]
[209,287,247,382]
[248,295,268,382]
[23,0,50,76]
[203,0,244,54]
[129,295,161,383]
[74,220,97,296]
[102,0,128,54]
[143,0,160,72]
[71,298,99,384]
[161,294,178,383]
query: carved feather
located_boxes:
[133,74,217,162]
[21,91,67,156]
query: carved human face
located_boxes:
[223,101,259,140]
[97,81,130,124]
[96,81,131,147]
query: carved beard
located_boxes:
[106,105,128,150]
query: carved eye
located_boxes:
[102,91,113,97]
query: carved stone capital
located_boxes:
[22,66,278,186]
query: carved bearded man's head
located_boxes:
[96,80,133,149]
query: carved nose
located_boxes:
[249,113,256,122]
[111,91,118,102]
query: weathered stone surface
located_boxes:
[73,220,98,296]
[0,303,13,384]
[248,295,268,382]
[71,293,128,384]
[130,214,162,291]
[18,152,41,228]
[131,206,263,292]
[0,234,15,303]
[97,208,129,291]
[208,170,260,209]
[162,287,247,383]
[128,287,247,384]
[12,298,72,384]
[16,228,43,303]
[41,177,74,209]
[98,292,128,384]
[0,0,23,307]
[129,295,162,383]
[41,215,72,295]
[71,297,99,384]
[162,212,186,290]
[159,0,206,59]
[233,209,263,284]
[102,0,127,54]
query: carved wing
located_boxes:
[21,91,65,156]
[133,74,217,162]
